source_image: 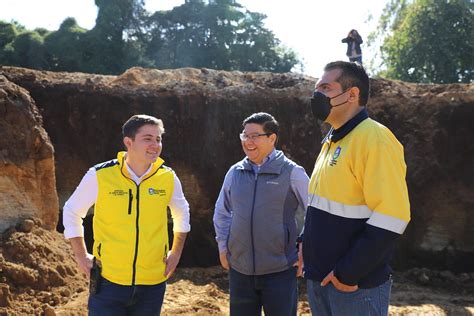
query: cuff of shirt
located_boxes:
[173,221,191,233]
[63,226,84,239]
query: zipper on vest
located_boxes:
[131,185,140,286]
[119,161,162,286]
[250,173,258,274]
[128,189,133,215]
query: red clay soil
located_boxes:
[0,220,87,315]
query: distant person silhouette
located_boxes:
[342,29,363,64]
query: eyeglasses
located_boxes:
[239,132,272,141]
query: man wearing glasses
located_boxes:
[213,112,309,316]
[303,61,410,315]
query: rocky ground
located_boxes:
[1,222,473,315]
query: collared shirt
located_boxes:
[63,160,190,239]
[214,149,309,252]
[249,148,276,173]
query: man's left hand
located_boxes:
[294,242,304,277]
[164,250,181,278]
[321,270,358,292]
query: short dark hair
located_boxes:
[242,112,279,136]
[122,114,164,139]
[324,61,370,106]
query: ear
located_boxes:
[349,87,360,103]
[123,137,132,150]
[269,133,277,145]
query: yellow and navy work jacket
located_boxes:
[92,151,174,286]
[302,109,410,288]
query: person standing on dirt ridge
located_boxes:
[342,29,363,64]
[63,114,190,315]
[302,61,410,315]
[213,112,309,316]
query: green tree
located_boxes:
[0,21,18,48]
[146,0,300,72]
[81,0,147,74]
[0,21,19,65]
[44,18,87,71]
[10,31,47,69]
[373,0,473,83]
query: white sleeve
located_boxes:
[63,167,98,239]
[168,172,191,233]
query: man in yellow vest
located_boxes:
[63,114,190,315]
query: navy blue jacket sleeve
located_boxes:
[334,224,399,286]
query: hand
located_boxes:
[164,250,181,278]
[294,242,303,277]
[75,253,94,278]
[321,270,358,292]
[219,250,229,270]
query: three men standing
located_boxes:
[64,61,410,316]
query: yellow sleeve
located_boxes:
[358,139,410,233]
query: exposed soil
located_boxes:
[0,221,87,316]
[1,222,473,315]
[2,66,473,271]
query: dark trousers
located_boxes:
[229,267,297,316]
[88,277,166,316]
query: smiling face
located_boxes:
[241,123,276,165]
[124,124,162,166]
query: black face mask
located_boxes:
[310,90,350,122]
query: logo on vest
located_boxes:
[109,189,128,196]
[329,146,341,166]
[148,188,166,196]
[266,181,279,185]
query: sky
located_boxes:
[0,0,388,77]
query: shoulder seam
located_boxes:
[94,159,119,171]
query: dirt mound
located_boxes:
[1,223,472,316]
[55,267,474,316]
[0,74,58,232]
[0,219,87,315]
[2,66,473,271]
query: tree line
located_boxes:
[0,0,300,75]
[0,0,472,83]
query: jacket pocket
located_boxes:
[128,189,133,215]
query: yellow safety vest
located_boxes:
[92,151,174,285]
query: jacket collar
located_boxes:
[237,149,285,175]
[117,151,164,182]
[322,108,369,144]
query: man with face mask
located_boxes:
[301,61,410,316]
